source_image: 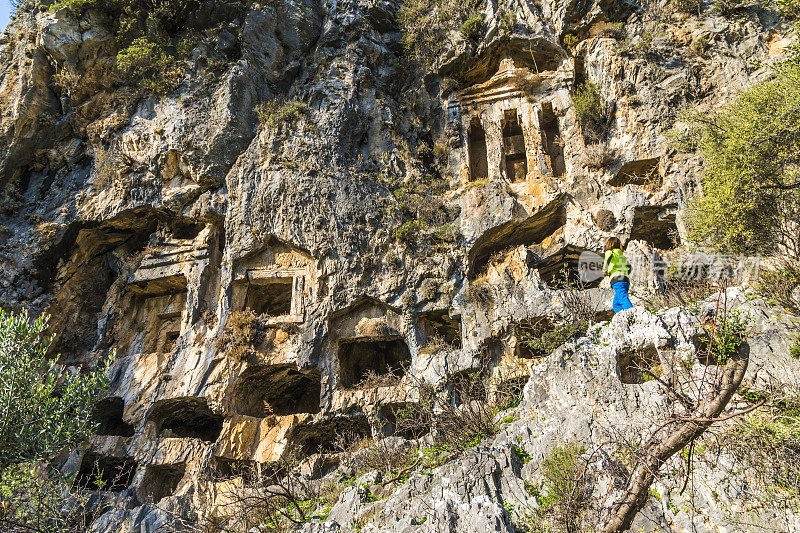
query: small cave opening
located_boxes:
[244,279,293,316]
[291,416,371,456]
[148,398,224,442]
[379,403,430,440]
[74,453,137,492]
[337,338,412,389]
[502,109,528,182]
[608,157,660,187]
[169,220,205,240]
[231,364,321,417]
[420,311,462,349]
[617,345,661,384]
[468,117,489,181]
[91,397,134,437]
[138,463,186,504]
[493,376,529,409]
[629,205,680,250]
[539,103,565,177]
[449,369,488,406]
[211,457,272,483]
[514,317,557,359]
[535,245,603,289]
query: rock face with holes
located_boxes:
[0,0,797,531]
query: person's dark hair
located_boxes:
[605,237,622,252]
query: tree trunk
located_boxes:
[602,343,750,532]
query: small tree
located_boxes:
[683,63,800,258]
[0,309,111,532]
[0,310,110,466]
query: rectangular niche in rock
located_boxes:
[502,109,528,182]
[539,103,565,177]
[147,397,223,443]
[232,238,314,324]
[290,415,371,456]
[534,244,603,289]
[231,364,321,417]
[379,403,430,440]
[125,274,188,354]
[91,397,134,437]
[74,453,138,492]
[138,463,186,504]
[420,310,462,349]
[337,338,411,389]
[617,345,661,384]
[244,277,293,317]
[468,117,489,181]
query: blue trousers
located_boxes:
[612,281,633,313]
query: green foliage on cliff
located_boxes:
[44,0,249,96]
[683,63,800,257]
[0,310,110,531]
[0,310,110,466]
[398,0,483,69]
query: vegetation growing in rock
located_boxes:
[0,310,111,531]
[459,14,484,44]
[397,0,483,69]
[256,100,311,133]
[532,443,590,533]
[39,0,250,95]
[684,63,800,257]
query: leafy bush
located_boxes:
[535,443,589,532]
[116,37,181,96]
[757,262,800,313]
[695,312,748,365]
[573,82,610,141]
[722,409,800,495]
[521,321,588,359]
[398,0,481,69]
[0,310,110,465]
[47,0,249,96]
[0,310,110,531]
[684,63,800,256]
[256,100,310,132]
[0,464,103,532]
[459,14,484,43]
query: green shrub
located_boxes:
[791,334,800,359]
[722,410,800,494]
[684,63,800,256]
[398,0,481,69]
[573,82,608,140]
[256,100,310,132]
[0,310,110,466]
[47,0,250,96]
[116,37,181,96]
[757,262,800,313]
[459,14,484,43]
[695,312,748,365]
[537,443,589,531]
[521,321,588,359]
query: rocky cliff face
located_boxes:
[0,0,798,531]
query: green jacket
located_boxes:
[604,248,630,280]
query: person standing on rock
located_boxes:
[603,237,633,313]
